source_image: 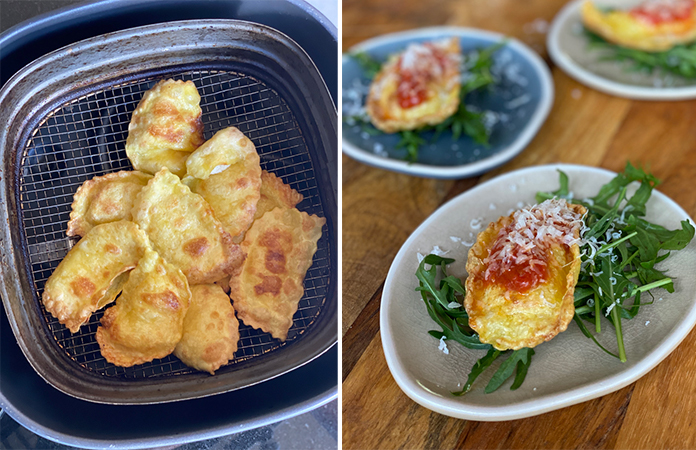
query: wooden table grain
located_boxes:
[341,0,696,448]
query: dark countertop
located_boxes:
[0,1,337,449]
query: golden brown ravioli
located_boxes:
[253,171,303,221]
[214,276,231,294]
[465,200,585,351]
[96,249,191,367]
[132,168,244,285]
[182,127,262,242]
[126,79,204,177]
[366,37,461,133]
[174,284,239,374]
[42,221,150,333]
[582,0,696,51]
[229,207,324,341]
[66,170,152,237]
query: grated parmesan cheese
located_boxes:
[438,336,449,354]
[483,199,584,284]
[605,302,615,316]
[431,245,448,256]
[396,39,462,108]
[632,0,693,23]
[505,94,531,109]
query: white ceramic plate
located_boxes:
[342,27,553,179]
[381,164,696,421]
[548,0,696,100]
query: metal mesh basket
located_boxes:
[21,69,331,378]
[0,20,337,404]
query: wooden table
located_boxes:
[342,0,696,448]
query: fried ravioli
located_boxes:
[465,199,585,351]
[96,249,191,367]
[174,284,239,374]
[253,171,303,221]
[126,79,204,178]
[66,170,152,237]
[214,276,231,294]
[132,168,244,285]
[582,0,696,51]
[229,207,325,341]
[182,127,262,242]
[42,221,150,333]
[366,37,462,133]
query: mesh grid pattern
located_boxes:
[18,69,331,379]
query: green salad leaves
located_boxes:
[585,29,696,80]
[347,42,502,163]
[416,254,536,395]
[417,163,694,394]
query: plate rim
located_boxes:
[547,0,696,100]
[341,26,554,179]
[380,163,696,421]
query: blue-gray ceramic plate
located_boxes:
[342,27,553,179]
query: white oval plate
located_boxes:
[342,27,553,179]
[381,164,696,421]
[548,0,696,100]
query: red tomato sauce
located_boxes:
[630,0,694,24]
[486,260,548,293]
[396,71,428,108]
[483,219,552,293]
[396,44,450,109]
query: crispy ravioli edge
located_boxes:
[66,170,152,237]
[463,203,585,350]
[365,38,461,133]
[230,208,325,342]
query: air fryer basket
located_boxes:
[0,19,337,404]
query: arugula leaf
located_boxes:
[416,255,489,350]
[435,105,489,145]
[510,359,531,390]
[396,130,427,163]
[485,348,535,393]
[584,29,696,80]
[416,254,536,394]
[591,162,657,207]
[650,220,695,251]
[538,163,694,363]
[349,51,382,79]
[453,348,500,396]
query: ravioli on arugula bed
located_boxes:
[582,0,696,52]
[415,163,695,395]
